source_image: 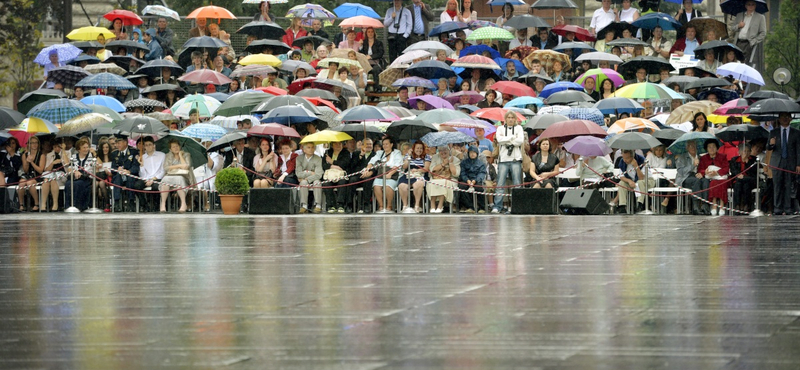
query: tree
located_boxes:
[765,0,800,97]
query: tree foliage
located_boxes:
[765,0,800,97]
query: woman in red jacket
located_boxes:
[698,140,729,216]
[274,139,299,187]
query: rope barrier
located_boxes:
[241,164,403,189]
[77,165,218,194]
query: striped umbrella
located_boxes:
[181,123,228,142]
[171,94,221,119]
[611,82,684,100]
[607,118,661,135]
[466,27,514,41]
[27,99,92,124]
[46,65,90,87]
[76,72,136,89]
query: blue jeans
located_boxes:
[493,161,522,210]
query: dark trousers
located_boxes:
[732,177,756,210]
[387,34,407,64]
[683,176,706,212]
[458,183,485,211]
[772,163,795,214]
[323,179,350,209]
[65,177,91,210]
[112,173,143,201]
[348,176,373,211]
[407,33,426,46]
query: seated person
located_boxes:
[698,140,729,216]
[274,139,299,188]
[253,138,276,189]
[615,149,654,212]
[576,154,614,187]
[398,142,431,213]
[322,140,352,213]
[529,138,560,189]
[427,146,460,213]
[729,142,757,212]
[159,139,194,213]
[110,134,142,212]
[458,146,486,213]
[367,136,404,212]
[63,138,94,211]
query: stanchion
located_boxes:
[750,161,764,217]
[64,157,81,213]
[376,165,392,214]
[638,162,654,215]
[85,157,102,214]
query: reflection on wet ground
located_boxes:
[1,214,799,369]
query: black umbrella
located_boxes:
[597,22,638,40]
[524,113,569,131]
[67,54,100,66]
[207,131,248,153]
[244,40,292,55]
[516,71,554,83]
[105,55,145,70]
[142,84,185,95]
[331,124,384,142]
[313,78,360,99]
[720,0,768,15]
[686,77,732,91]
[715,124,769,142]
[662,75,699,91]
[546,90,596,105]
[70,41,103,52]
[619,56,674,76]
[406,60,456,80]
[744,98,800,115]
[606,132,661,150]
[292,35,329,49]
[296,88,337,100]
[251,95,320,114]
[235,21,286,39]
[744,90,791,103]
[105,40,149,54]
[0,107,26,130]
[653,128,686,146]
[502,14,551,30]
[182,36,227,50]
[607,38,650,48]
[697,88,739,104]
[113,116,169,135]
[18,89,67,115]
[136,58,184,78]
[279,60,316,75]
[46,65,90,88]
[385,119,437,141]
[693,40,744,61]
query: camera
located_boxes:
[506,145,514,157]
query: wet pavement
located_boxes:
[1,214,799,369]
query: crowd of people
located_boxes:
[1,0,795,215]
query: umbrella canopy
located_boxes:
[551,24,595,42]
[385,119,437,141]
[716,63,765,85]
[146,111,178,123]
[80,95,126,113]
[286,4,336,21]
[715,124,769,142]
[564,136,611,157]
[171,94,222,119]
[696,88,739,105]
[333,3,380,18]
[652,128,686,146]
[503,15,551,31]
[104,9,142,25]
[291,35,329,50]
[606,132,662,150]
[668,131,721,154]
[300,130,353,145]
[338,105,396,122]
[416,109,472,124]
[105,39,149,55]
[35,44,82,66]
[391,77,437,89]
[278,60,315,76]
[252,95,320,114]
[444,91,484,105]
[713,98,749,116]
[466,27,514,41]
[539,81,584,99]
[58,113,113,137]
[331,124,383,142]
[249,123,301,138]
[262,105,319,125]
[744,98,800,116]
[611,82,684,100]
[720,0,768,15]
[666,101,722,124]
[179,123,228,142]
[208,115,261,130]
[597,22,639,40]
[66,26,115,41]
[471,108,524,122]
[296,88,338,100]
[460,44,501,59]
[136,58,184,78]
[693,40,742,61]
[593,97,644,115]
[113,116,169,135]
[244,39,292,55]
[142,5,181,21]
[236,21,285,39]
[451,55,501,70]
[607,38,651,48]
[206,131,248,152]
[187,5,237,19]
[561,107,605,126]
[316,57,359,69]
[124,98,167,110]
[553,41,597,53]
[619,56,674,76]
[420,131,475,147]
[84,63,127,75]
[67,54,100,66]
[575,51,624,65]
[404,41,454,56]
[27,99,92,124]
[686,17,729,41]
[339,16,384,29]
[686,77,732,91]
[406,60,455,80]
[156,132,207,168]
[0,107,26,130]
[662,75,699,91]
[744,90,791,103]
[631,12,682,31]
[490,81,534,97]
[408,95,454,110]
[539,119,607,141]
[505,96,544,109]
[142,84,185,96]
[546,90,596,105]
[9,117,59,135]
[429,21,470,37]
[529,0,578,8]
[76,72,136,89]
[178,69,232,85]
[607,118,660,134]
[574,68,625,89]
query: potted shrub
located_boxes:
[215,167,250,215]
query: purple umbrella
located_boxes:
[446,119,497,138]
[563,136,611,157]
[408,95,454,110]
[444,90,483,105]
[392,77,437,89]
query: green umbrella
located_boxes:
[156,131,207,168]
[667,131,721,155]
[611,82,684,101]
[215,91,271,117]
[466,26,514,41]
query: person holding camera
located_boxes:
[384,0,412,63]
[491,111,525,214]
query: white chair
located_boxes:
[650,168,681,214]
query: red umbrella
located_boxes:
[255,86,288,96]
[471,108,524,122]
[538,119,607,141]
[177,70,232,85]
[302,97,340,113]
[552,25,596,42]
[104,9,143,26]
[489,81,535,97]
[248,123,300,138]
[288,77,316,94]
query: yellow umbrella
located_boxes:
[238,54,282,67]
[708,113,751,125]
[66,26,116,41]
[10,117,60,134]
[299,130,353,145]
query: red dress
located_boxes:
[699,152,730,201]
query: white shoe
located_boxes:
[431,208,441,213]
[402,207,417,213]
[491,208,500,214]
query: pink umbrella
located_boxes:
[408,95,454,110]
[712,98,749,116]
[178,70,232,85]
[574,68,625,89]
[444,90,483,105]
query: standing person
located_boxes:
[253,1,276,22]
[143,29,163,61]
[108,18,128,41]
[156,18,175,57]
[282,17,308,47]
[767,112,800,215]
[590,0,618,37]
[457,0,477,25]
[308,19,329,40]
[729,0,766,66]
[619,0,640,23]
[492,111,524,213]
[360,27,385,88]
[407,0,434,46]
[675,0,702,27]
[384,0,412,63]
[496,3,514,28]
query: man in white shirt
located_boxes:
[138,137,166,211]
[384,0,412,63]
[590,0,618,37]
[508,29,532,49]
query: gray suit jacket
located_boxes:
[675,152,698,187]
[295,154,323,183]
[769,126,800,170]
[406,3,434,35]
[729,12,766,46]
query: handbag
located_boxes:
[373,164,399,180]
[168,169,189,176]
[323,168,346,181]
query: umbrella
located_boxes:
[27,99,92,124]
[715,124,769,143]
[574,68,625,89]
[106,55,145,71]
[80,96,126,112]
[286,3,336,20]
[538,81,584,99]
[8,117,59,146]
[124,98,167,110]
[466,27,514,42]
[181,123,228,142]
[575,51,624,65]
[471,108,524,122]
[539,119,607,141]
[231,64,277,78]
[653,128,686,146]
[46,66,90,88]
[113,116,168,136]
[142,5,181,21]
[76,72,136,90]
[419,131,475,147]
[104,9,142,25]
[744,90,791,103]
[291,36,329,51]
[236,20,285,39]
[300,130,353,145]
[317,57,360,70]
[386,119,437,140]
[339,16,384,29]
[687,18,730,44]
[597,22,638,40]
[408,95,454,110]
[249,123,301,138]
[524,114,569,131]
[716,63,765,86]
[607,118,660,134]
[136,59,184,79]
[392,77,437,90]
[611,82,685,100]
[208,115,261,130]
[561,107,605,126]
[105,40,149,55]
[452,55,501,70]
[490,81,534,97]
[593,97,644,115]
[262,105,319,125]
[57,113,113,137]
[252,95,320,114]
[338,105,396,122]
[553,41,597,53]
[516,71,555,84]
[686,77,733,91]
[404,41,454,56]
[146,112,178,123]
[523,50,571,74]
[631,12,682,31]
[278,60,315,76]
[178,70,232,85]
[429,21,470,37]
[156,132,207,168]
[142,84,185,96]
[666,101,723,125]
[296,89,338,101]
[67,54,100,66]
[416,108,472,124]
[662,76,699,91]
[720,0,768,15]
[312,78,359,99]
[607,38,651,48]
[619,56,674,76]
[546,90,596,105]
[0,107,26,130]
[505,96,544,109]
[171,94,222,119]
[537,105,571,115]
[744,98,800,116]
[406,60,456,80]
[713,98,750,116]
[468,20,498,30]
[66,26,116,41]
[551,24,595,42]
[668,131,720,154]
[564,136,611,157]
[606,132,662,150]
[504,15,552,31]
[84,63,127,75]
[35,44,82,66]
[333,3,380,18]
[244,39,292,55]
[207,131,248,152]
[439,118,489,129]
[696,88,739,105]
[380,105,416,119]
[331,124,383,142]
[187,5,237,19]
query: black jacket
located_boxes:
[351,150,376,174]
[323,148,352,175]
[111,147,140,176]
[359,39,385,67]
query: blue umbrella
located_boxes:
[27,99,93,124]
[457,104,480,113]
[181,123,228,142]
[406,60,456,80]
[505,96,544,109]
[80,96,126,113]
[420,131,475,147]
[333,3,380,18]
[428,21,469,37]
[460,45,501,59]
[668,132,721,155]
[561,107,605,126]
[632,12,682,31]
[75,72,136,90]
[35,44,83,66]
[592,97,644,115]
[67,54,100,66]
[205,92,230,102]
[261,106,319,126]
[493,57,529,75]
[487,0,526,5]
[538,81,583,99]
[392,77,437,89]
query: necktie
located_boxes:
[782,128,788,159]
[414,6,423,34]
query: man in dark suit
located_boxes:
[223,138,256,186]
[767,112,800,215]
[348,138,376,213]
[406,0,434,46]
[111,134,143,212]
[530,28,558,50]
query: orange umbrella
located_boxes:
[339,16,384,29]
[607,118,660,135]
[187,5,236,19]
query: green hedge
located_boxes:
[215,167,250,195]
